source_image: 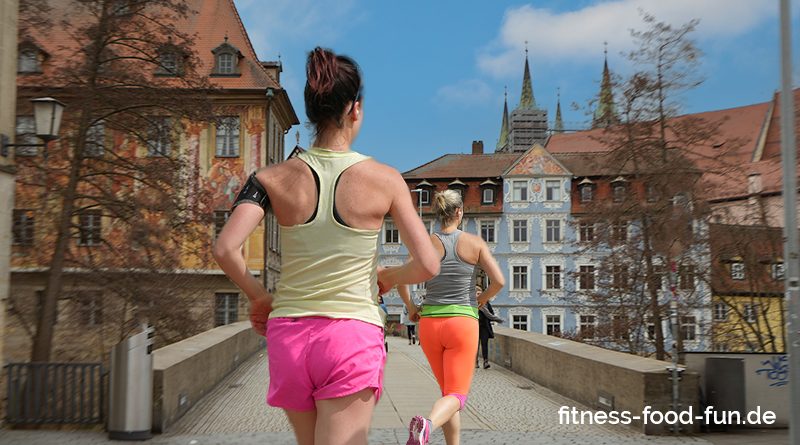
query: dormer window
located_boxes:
[646,183,659,202]
[415,180,433,206]
[18,42,45,74]
[156,47,183,76]
[211,38,243,77]
[480,179,497,205]
[578,178,594,203]
[611,177,627,203]
[449,179,467,201]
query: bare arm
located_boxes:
[212,203,272,335]
[476,240,504,307]
[397,284,420,322]
[378,171,440,289]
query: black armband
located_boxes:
[232,172,271,211]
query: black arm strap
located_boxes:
[232,172,271,212]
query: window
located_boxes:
[578,265,595,290]
[18,49,41,73]
[731,262,745,280]
[546,315,561,336]
[512,180,528,202]
[713,343,730,352]
[545,180,561,201]
[772,263,785,281]
[12,210,35,245]
[110,0,132,15]
[218,53,235,74]
[612,265,628,289]
[681,316,697,341]
[216,116,240,157]
[384,221,399,244]
[673,192,690,209]
[512,314,529,331]
[578,222,595,243]
[714,302,728,321]
[646,322,656,341]
[482,188,494,205]
[611,220,627,244]
[214,210,230,238]
[77,210,102,246]
[157,51,180,75]
[545,265,561,290]
[545,219,561,242]
[512,266,528,290]
[480,220,495,243]
[579,315,596,339]
[613,315,629,340]
[612,183,627,203]
[76,291,103,326]
[214,293,239,326]
[580,184,593,203]
[84,121,105,157]
[512,219,528,243]
[15,116,38,156]
[147,117,172,156]
[743,303,757,323]
[419,189,430,205]
[646,184,659,202]
[679,265,695,290]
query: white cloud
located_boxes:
[478,0,776,77]
[435,79,494,106]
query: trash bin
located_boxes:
[108,325,154,440]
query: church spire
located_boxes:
[497,86,510,150]
[554,88,564,133]
[517,43,536,110]
[592,42,618,128]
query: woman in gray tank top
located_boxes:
[399,190,505,445]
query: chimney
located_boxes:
[747,173,762,195]
[472,140,484,155]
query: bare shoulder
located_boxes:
[255,158,307,186]
[459,231,487,251]
[350,158,405,189]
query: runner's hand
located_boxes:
[249,295,273,337]
[377,266,392,295]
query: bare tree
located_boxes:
[15,0,215,362]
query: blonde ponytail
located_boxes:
[434,189,463,225]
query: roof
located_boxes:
[709,224,785,295]
[18,0,280,91]
[546,99,792,201]
[403,153,521,180]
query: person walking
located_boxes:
[401,189,505,445]
[213,47,440,445]
[476,287,502,369]
[399,285,418,345]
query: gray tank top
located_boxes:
[423,230,478,307]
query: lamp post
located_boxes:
[410,187,424,219]
[263,87,275,290]
[1,97,65,156]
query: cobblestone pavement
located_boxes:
[0,336,789,444]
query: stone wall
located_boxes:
[490,326,700,435]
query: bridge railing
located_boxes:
[489,326,700,435]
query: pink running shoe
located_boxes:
[406,415,431,445]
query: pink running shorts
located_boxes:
[266,316,387,412]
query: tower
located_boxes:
[554,88,564,133]
[506,45,548,152]
[592,43,619,129]
[496,86,510,151]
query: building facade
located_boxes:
[6,0,297,363]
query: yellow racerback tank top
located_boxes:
[270,147,384,327]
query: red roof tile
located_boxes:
[403,153,521,179]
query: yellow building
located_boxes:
[710,224,786,353]
[6,0,297,363]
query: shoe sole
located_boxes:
[407,416,427,445]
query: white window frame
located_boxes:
[681,316,697,341]
[512,180,528,202]
[714,302,728,321]
[772,263,785,281]
[15,115,38,156]
[511,219,528,243]
[218,53,235,74]
[545,314,562,336]
[479,219,496,243]
[578,314,597,339]
[511,314,529,331]
[77,210,102,246]
[147,116,172,156]
[214,292,239,326]
[577,265,596,291]
[545,219,561,243]
[482,188,494,205]
[215,116,240,157]
[743,303,757,323]
[511,265,529,291]
[18,49,40,73]
[384,220,400,244]
[545,180,561,202]
[578,221,594,243]
[84,121,105,158]
[580,184,593,203]
[544,265,562,290]
[731,262,745,280]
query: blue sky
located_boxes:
[235,0,800,173]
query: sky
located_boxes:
[234,0,800,173]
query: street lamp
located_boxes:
[410,188,424,220]
[1,97,65,157]
[263,87,276,290]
